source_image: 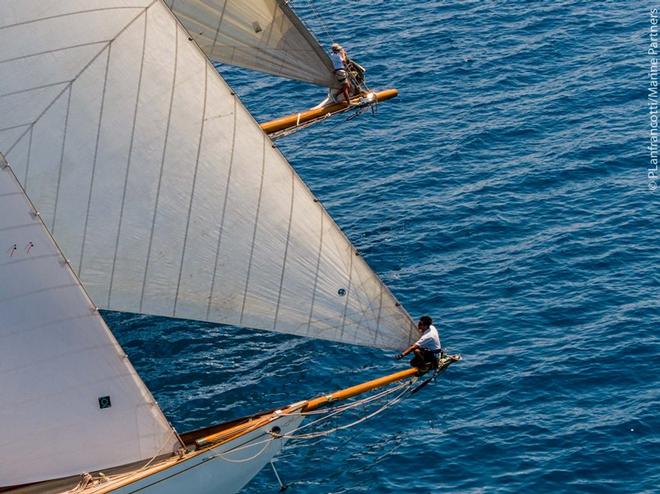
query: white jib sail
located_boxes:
[0,1,416,352]
[0,156,180,487]
[167,0,337,86]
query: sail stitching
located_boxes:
[306,211,324,335]
[0,222,39,234]
[348,259,381,342]
[206,96,238,319]
[209,0,230,56]
[239,134,268,326]
[0,310,91,342]
[272,169,296,330]
[23,127,33,187]
[0,80,71,100]
[0,252,58,268]
[139,22,179,312]
[1,153,179,477]
[271,4,289,78]
[107,9,150,308]
[78,45,113,278]
[0,283,79,306]
[0,123,31,134]
[0,6,148,31]
[373,283,384,344]
[51,85,73,233]
[173,62,209,316]
[0,191,21,198]
[262,1,279,50]
[3,4,157,159]
[354,267,381,343]
[0,41,109,67]
[339,248,354,340]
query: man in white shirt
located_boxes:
[395,316,442,371]
[329,43,351,103]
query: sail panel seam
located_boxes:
[0,282,79,306]
[0,221,39,234]
[374,283,384,344]
[306,211,324,335]
[209,0,230,57]
[206,95,238,319]
[78,45,112,279]
[3,3,157,163]
[0,252,59,267]
[0,311,93,342]
[0,6,147,32]
[51,85,73,233]
[0,40,109,67]
[107,9,149,308]
[139,21,179,313]
[23,127,33,187]
[273,168,296,331]
[173,61,208,317]
[339,249,354,340]
[0,80,71,100]
[239,134,267,326]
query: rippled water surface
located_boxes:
[108,1,658,492]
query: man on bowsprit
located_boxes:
[329,43,352,104]
[395,316,442,371]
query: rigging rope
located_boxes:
[298,0,335,46]
[67,375,419,492]
[282,378,417,439]
[270,96,380,140]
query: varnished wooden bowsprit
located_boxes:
[194,355,460,447]
[303,354,461,412]
[260,88,399,135]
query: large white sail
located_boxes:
[167,0,336,86]
[0,156,180,487]
[0,1,416,351]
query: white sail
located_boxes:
[167,0,336,86]
[0,1,416,352]
[0,156,180,487]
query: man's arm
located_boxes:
[395,343,419,360]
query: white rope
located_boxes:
[66,429,181,493]
[299,0,334,45]
[207,435,275,464]
[187,377,418,459]
[292,378,414,416]
[67,376,419,492]
[283,379,417,439]
[269,98,378,140]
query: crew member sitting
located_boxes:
[395,316,442,371]
[329,43,352,104]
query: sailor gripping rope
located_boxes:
[395,316,442,371]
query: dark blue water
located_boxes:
[107,1,659,492]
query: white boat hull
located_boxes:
[111,413,303,494]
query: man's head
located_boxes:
[418,316,432,331]
[331,43,342,52]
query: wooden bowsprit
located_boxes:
[260,89,399,139]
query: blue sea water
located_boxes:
[106,1,659,492]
